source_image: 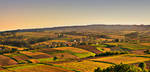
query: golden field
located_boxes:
[90,54,150,64]
[0,64,74,72]
[53,47,90,53]
[55,60,111,72]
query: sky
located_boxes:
[0,0,150,31]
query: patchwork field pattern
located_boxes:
[50,53,79,59]
[32,40,67,46]
[0,45,26,51]
[39,47,95,59]
[0,55,17,66]
[53,47,90,53]
[20,51,52,59]
[53,47,96,58]
[16,32,57,38]
[0,64,74,72]
[4,53,30,61]
[140,43,150,46]
[55,60,111,72]
[77,45,101,54]
[90,54,150,64]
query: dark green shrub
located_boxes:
[94,67,102,72]
[53,56,58,61]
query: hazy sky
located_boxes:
[0,0,150,31]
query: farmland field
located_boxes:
[0,64,74,72]
[0,45,26,51]
[39,47,95,59]
[0,55,17,66]
[77,45,101,54]
[105,43,150,50]
[140,43,150,46]
[4,53,30,61]
[16,32,57,38]
[55,60,112,72]
[1,25,150,72]
[20,51,53,59]
[32,40,67,46]
[53,47,96,58]
[53,47,90,53]
[90,54,150,64]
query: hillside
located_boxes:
[0,24,150,72]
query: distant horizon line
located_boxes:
[0,24,150,32]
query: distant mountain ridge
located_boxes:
[1,24,150,33]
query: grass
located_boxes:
[55,60,111,72]
[16,32,57,38]
[103,42,150,50]
[1,64,42,70]
[0,63,74,72]
[140,43,150,46]
[96,47,104,51]
[53,47,91,53]
[0,45,27,51]
[90,44,107,47]
[104,43,119,46]
[46,50,65,54]
[0,55,18,66]
[20,51,52,59]
[71,52,95,58]
[31,40,67,47]
[61,50,95,58]
[127,54,150,58]
[50,50,95,58]
[41,63,80,72]
[91,60,116,65]
[37,58,55,63]
[45,47,96,58]
[7,64,42,70]
[4,53,25,57]
[90,54,150,64]
[119,43,150,50]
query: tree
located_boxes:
[114,39,119,42]
[58,34,64,38]
[94,67,102,72]
[138,62,146,70]
[125,32,139,43]
[144,50,150,54]
[53,56,58,61]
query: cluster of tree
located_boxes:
[95,51,129,57]
[0,37,53,47]
[0,32,54,48]
[144,50,150,54]
[27,37,52,44]
[95,62,149,72]
[63,31,85,36]
[32,42,79,49]
[125,32,140,43]
[63,31,109,39]
[0,39,30,47]
[0,48,17,54]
